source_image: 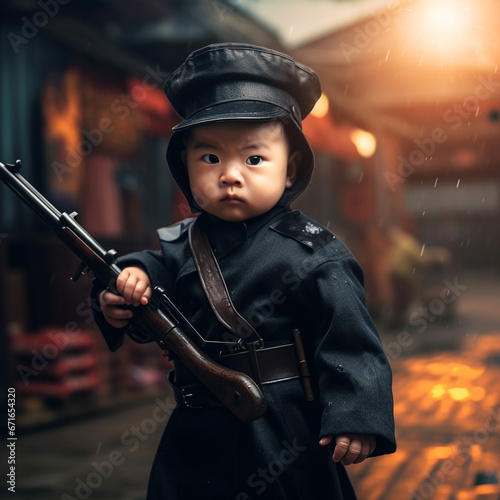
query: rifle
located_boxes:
[0,160,267,423]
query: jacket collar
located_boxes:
[197,205,290,259]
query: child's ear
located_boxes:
[285,150,301,188]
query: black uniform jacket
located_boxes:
[92,205,396,500]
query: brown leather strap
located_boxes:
[169,343,301,408]
[188,219,263,347]
[220,343,299,385]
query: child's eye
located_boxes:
[246,155,263,166]
[202,154,220,164]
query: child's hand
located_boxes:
[319,434,376,466]
[99,267,152,328]
[116,266,152,306]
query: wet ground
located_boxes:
[350,334,500,500]
[6,271,500,500]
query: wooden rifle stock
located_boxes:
[0,160,267,423]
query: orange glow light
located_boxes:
[431,384,446,399]
[429,446,452,460]
[426,1,463,33]
[448,387,470,401]
[474,484,500,495]
[469,386,486,401]
[310,93,329,119]
[469,444,482,460]
[349,128,377,158]
[409,0,478,60]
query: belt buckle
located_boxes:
[181,387,202,409]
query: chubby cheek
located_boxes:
[249,178,286,209]
[190,180,217,210]
[187,167,215,205]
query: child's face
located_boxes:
[183,121,299,222]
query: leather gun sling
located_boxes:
[187,218,313,400]
[188,219,263,346]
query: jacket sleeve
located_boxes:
[91,249,170,351]
[300,252,396,457]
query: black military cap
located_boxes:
[164,42,322,210]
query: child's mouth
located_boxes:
[221,194,244,203]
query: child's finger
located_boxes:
[122,275,142,304]
[116,269,131,295]
[340,437,363,466]
[141,285,153,305]
[353,439,372,464]
[319,436,333,447]
[101,304,133,329]
[101,291,126,306]
[332,436,351,463]
[130,280,150,306]
[107,306,133,320]
[353,436,376,464]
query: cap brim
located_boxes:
[172,101,289,131]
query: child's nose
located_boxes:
[220,163,244,186]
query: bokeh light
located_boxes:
[310,92,329,118]
[349,128,377,158]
